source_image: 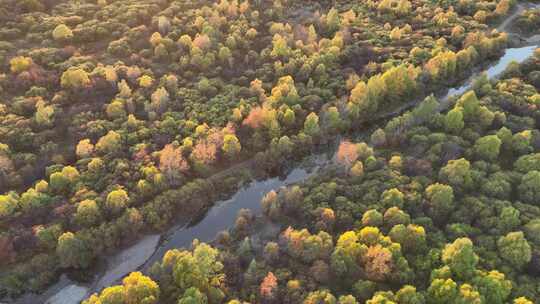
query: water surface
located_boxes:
[443,45,537,100]
[18,155,326,304]
[142,157,325,269]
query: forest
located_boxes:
[1,0,540,303]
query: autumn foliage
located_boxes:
[243,106,276,130]
[336,141,359,168]
[363,244,393,281]
[159,144,189,183]
[260,272,278,302]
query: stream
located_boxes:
[7,6,540,304]
[441,45,538,100]
[9,155,329,304]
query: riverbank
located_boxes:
[498,1,540,47]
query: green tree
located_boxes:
[35,100,55,127]
[263,242,280,264]
[366,291,397,304]
[352,280,377,302]
[9,56,33,74]
[474,135,501,161]
[425,183,455,219]
[123,271,160,304]
[371,129,386,147]
[396,285,424,304]
[361,209,383,227]
[514,153,540,173]
[497,231,531,269]
[282,228,333,263]
[84,286,124,304]
[383,207,410,227]
[389,224,426,253]
[427,279,458,304]
[178,287,207,304]
[139,75,154,88]
[441,238,478,280]
[456,91,479,121]
[325,8,341,33]
[304,290,337,304]
[19,188,50,211]
[49,166,79,193]
[277,136,294,156]
[35,224,63,250]
[439,158,473,190]
[271,34,289,57]
[472,271,511,304]
[514,297,534,304]
[348,75,386,119]
[172,242,224,302]
[381,188,404,208]
[282,108,296,127]
[76,139,94,159]
[61,68,90,89]
[518,170,540,205]
[0,193,19,218]
[350,161,364,177]
[304,112,321,137]
[456,284,481,304]
[396,0,412,16]
[96,131,122,154]
[338,295,358,304]
[222,134,241,159]
[524,219,540,245]
[324,106,342,133]
[512,130,532,155]
[106,100,127,120]
[331,231,363,278]
[52,24,73,41]
[497,127,513,149]
[498,207,520,233]
[481,172,511,199]
[57,232,92,269]
[445,108,464,134]
[218,47,232,66]
[106,189,129,215]
[83,272,159,304]
[75,199,101,227]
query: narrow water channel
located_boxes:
[442,45,538,100]
[10,154,328,304]
[94,152,329,295]
[9,9,540,304]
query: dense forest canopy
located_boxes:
[1,0,540,303]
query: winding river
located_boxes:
[8,4,540,304]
